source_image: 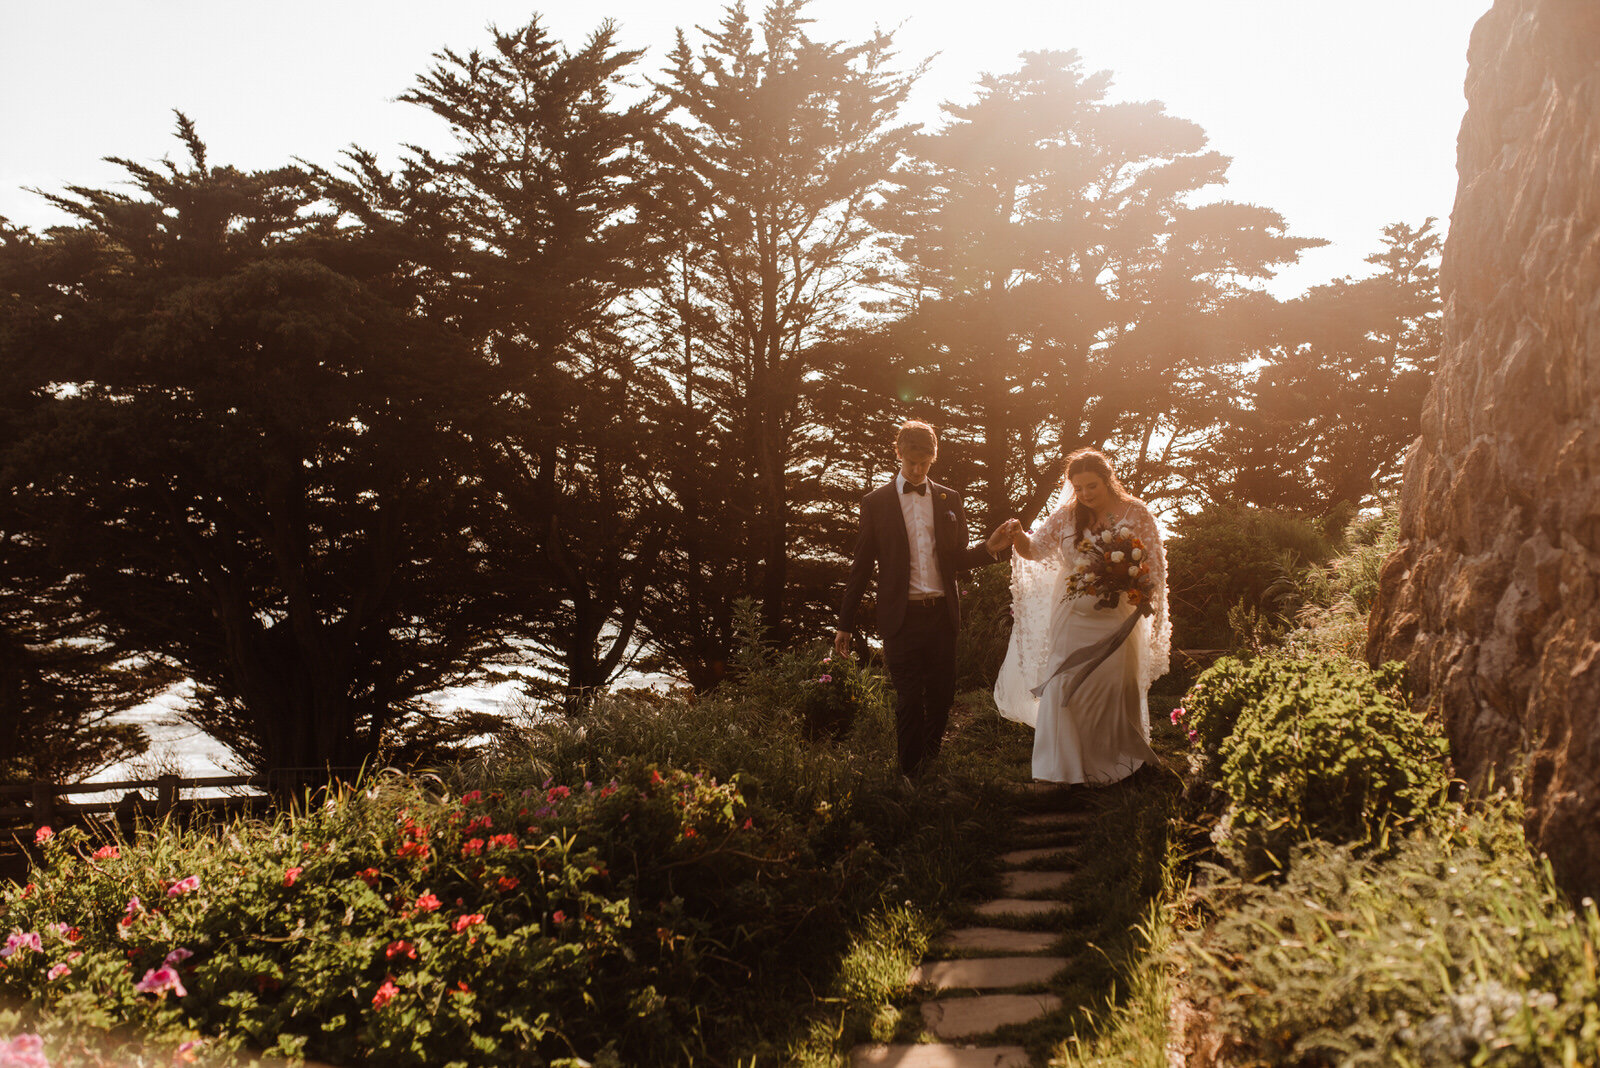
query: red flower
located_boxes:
[413,892,442,913]
[487,834,518,851]
[396,840,430,860]
[372,977,400,1010]
[33,826,53,845]
[283,866,304,888]
[551,910,567,924]
[384,940,417,960]
[92,845,120,860]
[452,981,472,996]
[650,770,664,785]
[683,827,698,839]
[547,785,571,802]
[357,868,382,888]
[465,816,493,834]
[496,876,520,893]
[459,838,485,858]
[460,790,483,804]
[452,913,485,933]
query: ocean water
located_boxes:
[80,676,543,802]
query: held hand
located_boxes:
[986,518,1020,554]
[833,629,852,658]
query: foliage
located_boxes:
[0,672,1009,1068]
[650,0,922,647]
[1182,795,1600,1066]
[954,563,1014,692]
[854,50,1323,530]
[0,128,515,776]
[1207,220,1442,513]
[794,649,869,742]
[1164,502,1340,650]
[1281,506,1400,659]
[1177,654,1449,874]
[340,18,672,704]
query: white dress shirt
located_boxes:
[896,474,944,598]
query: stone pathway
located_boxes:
[849,781,1089,1068]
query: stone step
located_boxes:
[909,955,1070,989]
[999,846,1070,867]
[849,1044,1029,1068]
[1001,870,1072,896]
[1018,811,1093,828]
[933,927,1059,954]
[973,898,1066,919]
[921,993,1064,1039]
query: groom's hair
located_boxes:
[895,420,937,455]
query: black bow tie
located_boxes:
[902,481,927,495]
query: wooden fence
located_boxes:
[1,768,365,832]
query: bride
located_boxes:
[994,447,1170,784]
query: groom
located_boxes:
[835,421,1018,777]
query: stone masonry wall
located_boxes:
[1367,0,1600,894]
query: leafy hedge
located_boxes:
[1176,654,1449,873]
[1183,796,1600,1066]
[2,763,829,1066]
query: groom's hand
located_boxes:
[833,629,851,658]
[986,518,1021,555]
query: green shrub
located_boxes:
[2,764,830,1067]
[1177,654,1449,873]
[1164,503,1339,650]
[1181,795,1600,1066]
[1282,506,1400,659]
[954,564,1013,692]
[795,648,870,742]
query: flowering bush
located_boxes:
[1178,654,1449,873]
[796,650,868,741]
[0,761,835,1066]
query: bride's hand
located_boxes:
[986,518,1021,554]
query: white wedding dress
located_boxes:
[994,491,1170,784]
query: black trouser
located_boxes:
[884,601,958,776]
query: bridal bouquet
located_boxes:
[1064,522,1156,612]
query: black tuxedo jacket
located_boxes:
[838,478,1009,640]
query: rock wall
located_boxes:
[1367,0,1600,894]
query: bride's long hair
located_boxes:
[1065,447,1132,536]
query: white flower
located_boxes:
[1128,565,1140,576]
[1131,548,1143,560]
[1108,551,1125,563]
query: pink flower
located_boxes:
[452,913,485,933]
[372,977,400,1010]
[282,866,304,887]
[551,910,566,924]
[175,1039,204,1063]
[1170,708,1184,725]
[47,963,71,981]
[356,867,382,888]
[385,939,417,960]
[413,892,441,913]
[92,845,119,860]
[166,876,200,897]
[547,785,571,802]
[465,815,493,833]
[0,1034,48,1068]
[1,931,42,958]
[460,790,483,804]
[124,896,144,918]
[133,964,187,997]
[1187,728,1198,741]
[32,827,53,845]
[459,838,485,858]
[164,947,194,967]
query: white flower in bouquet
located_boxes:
[1108,550,1125,562]
[1128,565,1140,576]
[1131,548,1143,560]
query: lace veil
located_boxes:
[993,485,1171,727]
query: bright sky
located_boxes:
[1,0,1486,297]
